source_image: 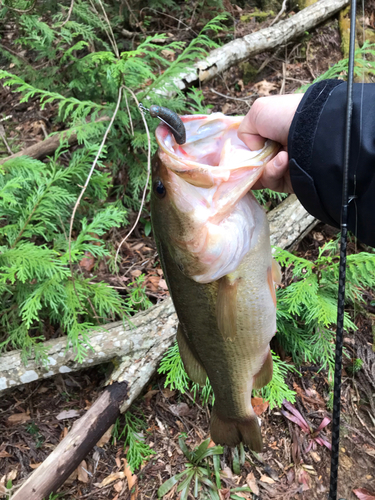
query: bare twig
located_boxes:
[60,0,74,28]
[139,7,199,36]
[270,0,288,27]
[124,91,134,136]
[350,392,375,441]
[280,61,286,95]
[210,88,256,104]
[115,88,151,269]
[2,0,37,13]
[96,0,120,58]
[123,0,147,34]
[0,124,13,155]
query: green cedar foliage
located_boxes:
[113,409,155,473]
[0,2,227,358]
[0,149,132,362]
[274,241,375,378]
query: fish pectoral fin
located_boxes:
[253,349,273,389]
[216,275,238,340]
[210,406,262,452]
[272,258,282,284]
[177,325,207,386]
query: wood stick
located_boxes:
[11,381,129,500]
[0,195,315,394]
[0,116,109,165]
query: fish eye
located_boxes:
[153,179,166,198]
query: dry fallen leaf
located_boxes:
[29,463,42,469]
[259,475,275,484]
[169,403,190,417]
[221,103,230,114]
[253,80,277,96]
[96,425,114,447]
[251,397,269,416]
[99,472,125,487]
[0,451,12,459]
[353,488,375,500]
[79,252,95,272]
[6,470,17,482]
[158,278,168,290]
[130,269,142,277]
[246,472,259,496]
[113,480,124,493]
[56,409,80,420]
[123,459,138,500]
[77,460,89,483]
[143,389,159,404]
[6,413,31,426]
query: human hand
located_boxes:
[238,93,304,193]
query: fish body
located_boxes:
[151,113,280,450]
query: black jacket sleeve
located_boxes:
[288,79,375,248]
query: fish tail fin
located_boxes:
[210,406,262,452]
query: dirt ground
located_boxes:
[1,3,375,500]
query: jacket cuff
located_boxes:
[288,79,345,227]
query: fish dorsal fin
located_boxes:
[216,275,239,340]
[177,325,207,386]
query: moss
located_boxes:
[339,6,352,58]
[239,61,258,85]
[256,0,282,11]
[240,8,273,23]
[296,0,318,8]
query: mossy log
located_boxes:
[167,0,349,94]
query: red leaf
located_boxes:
[281,410,310,433]
[353,488,375,500]
[282,400,311,432]
[316,417,331,432]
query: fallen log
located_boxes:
[0,195,315,394]
[0,116,109,165]
[11,381,129,500]
[166,0,349,93]
[8,195,317,499]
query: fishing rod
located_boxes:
[328,0,357,498]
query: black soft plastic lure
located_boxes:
[149,105,186,145]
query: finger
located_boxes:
[261,151,290,192]
[238,105,266,150]
[239,132,265,151]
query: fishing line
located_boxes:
[328,0,357,499]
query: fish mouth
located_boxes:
[155,113,278,188]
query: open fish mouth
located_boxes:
[155,113,278,188]
[152,113,279,284]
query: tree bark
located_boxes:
[0,195,315,394]
[11,382,129,500]
[168,0,349,93]
[0,116,109,165]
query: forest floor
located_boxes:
[1,3,375,500]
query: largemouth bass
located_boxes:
[151,113,281,451]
